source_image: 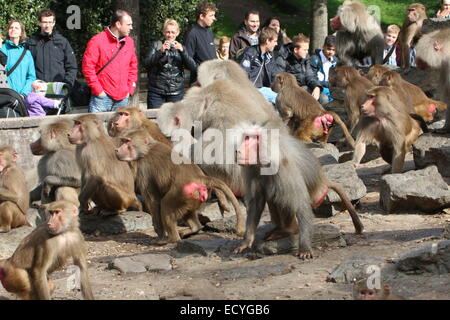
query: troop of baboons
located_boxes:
[1,0,450,300]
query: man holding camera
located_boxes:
[144,18,197,109]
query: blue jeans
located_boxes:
[147,91,183,109]
[257,87,278,104]
[88,94,129,113]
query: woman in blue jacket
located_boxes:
[0,20,36,97]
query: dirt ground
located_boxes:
[1,151,448,301]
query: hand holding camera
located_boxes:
[161,40,183,52]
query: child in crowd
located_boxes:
[25,80,60,116]
[216,36,230,60]
[363,24,400,66]
[434,0,450,18]
[310,35,338,104]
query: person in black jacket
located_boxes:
[277,34,327,105]
[28,9,77,88]
[184,1,217,83]
[145,19,197,109]
[239,27,280,104]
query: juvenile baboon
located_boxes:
[330,1,385,66]
[0,201,94,300]
[353,278,406,300]
[353,86,426,173]
[380,71,446,122]
[399,3,427,71]
[329,66,374,130]
[30,120,81,206]
[232,121,364,259]
[115,129,245,242]
[366,65,391,85]
[68,114,141,215]
[416,28,450,132]
[107,106,172,147]
[271,72,355,147]
[0,146,29,232]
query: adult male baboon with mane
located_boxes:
[232,121,364,259]
[416,28,450,132]
[330,1,385,66]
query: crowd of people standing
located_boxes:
[0,1,447,117]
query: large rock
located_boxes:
[396,240,450,274]
[327,255,386,284]
[413,133,450,176]
[215,264,293,281]
[308,145,339,166]
[444,224,450,240]
[316,162,367,217]
[380,166,450,213]
[109,253,173,274]
[79,211,153,235]
[253,224,346,256]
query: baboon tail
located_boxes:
[327,111,356,148]
[327,180,364,234]
[204,177,245,236]
[409,113,429,133]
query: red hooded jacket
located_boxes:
[82,28,137,100]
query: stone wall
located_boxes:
[0,110,159,170]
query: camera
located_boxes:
[169,41,176,48]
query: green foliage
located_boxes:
[0,0,52,39]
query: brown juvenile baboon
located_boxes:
[416,28,450,132]
[271,72,355,147]
[68,114,142,215]
[30,120,81,206]
[330,1,385,66]
[0,200,94,300]
[107,106,172,147]
[353,86,426,173]
[231,121,364,259]
[399,3,427,71]
[353,278,406,300]
[329,66,374,130]
[380,71,446,122]
[366,65,391,85]
[0,146,29,232]
[115,129,245,242]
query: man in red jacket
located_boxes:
[82,9,137,113]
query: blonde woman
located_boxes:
[144,19,197,109]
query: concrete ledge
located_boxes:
[0,109,159,130]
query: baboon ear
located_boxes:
[358,69,364,77]
[73,204,79,216]
[11,151,18,163]
[278,75,284,84]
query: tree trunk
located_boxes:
[311,0,328,51]
[114,0,141,109]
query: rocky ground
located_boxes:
[1,146,449,301]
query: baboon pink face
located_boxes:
[236,134,260,166]
[115,138,138,162]
[68,121,84,145]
